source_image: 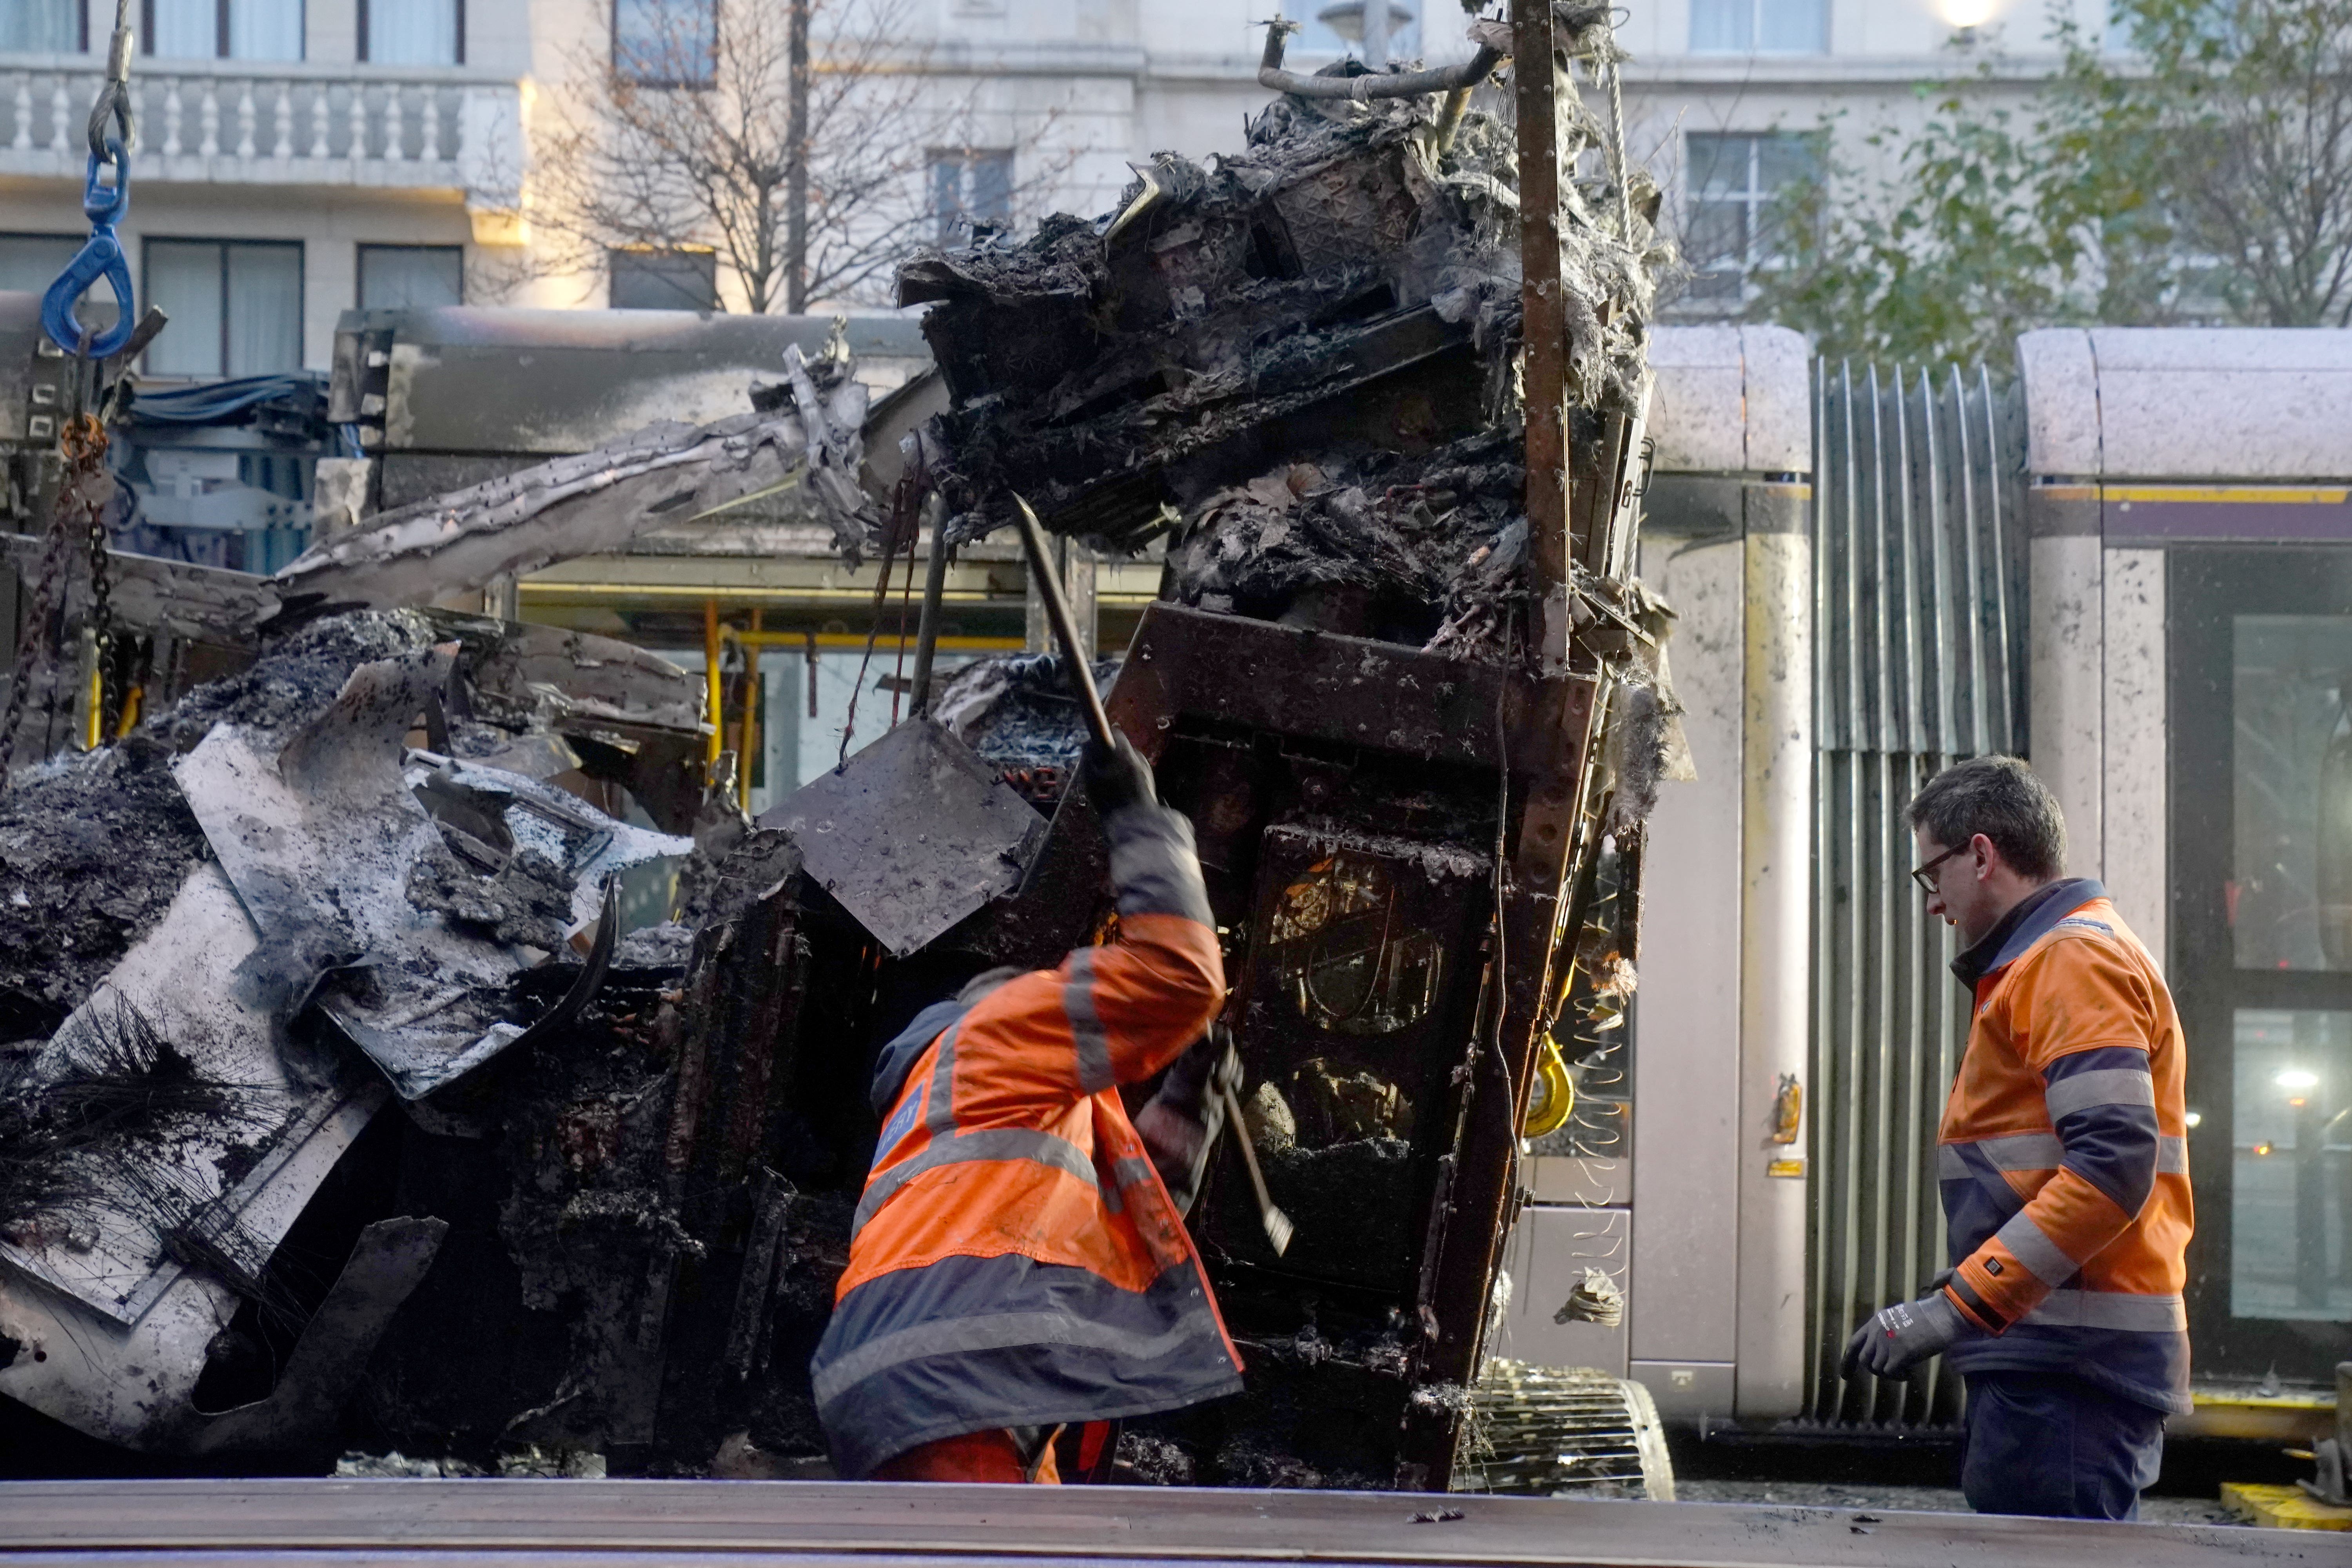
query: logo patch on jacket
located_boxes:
[1984,1258,2003,1276]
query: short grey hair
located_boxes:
[1906,756,2066,881]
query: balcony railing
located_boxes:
[0,55,519,203]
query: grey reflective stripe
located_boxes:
[1994,1211,2078,1287]
[853,1125,1098,1236]
[924,1022,962,1135]
[1112,1156,1158,1190]
[1956,1133,2067,1171]
[813,1308,1216,1406]
[2020,1289,2187,1333]
[1064,947,1116,1096]
[2045,1068,2155,1121]
[2156,1134,2188,1174]
[1937,1145,1968,1180]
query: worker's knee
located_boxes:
[1961,1372,2163,1520]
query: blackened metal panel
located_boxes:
[759,717,1042,958]
[1116,605,1598,776]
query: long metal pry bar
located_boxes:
[1010,495,1294,1256]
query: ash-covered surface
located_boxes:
[902,92,1534,544]
[1165,431,1527,651]
[145,610,437,750]
[405,845,577,951]
[0,1033,257,1253]
[931,654,1122,774]
[1130,1312,1417,1490]
[0,612,450,1036]
[0,742,205,1035]
[900,68,1659,663]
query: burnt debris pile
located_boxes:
[874,42,1679,1494]
[901,61,1659,662]
[0,27,1679,1493]
[0,608,720,1467]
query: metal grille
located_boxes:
[1802,361,2027,1426]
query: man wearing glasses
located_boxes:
[1842,756,2192,1520]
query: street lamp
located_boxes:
[2277,1068,2321,1091]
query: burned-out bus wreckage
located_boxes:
[0,16,1690,1494]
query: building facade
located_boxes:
[4,0,2122,370]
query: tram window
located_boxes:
[2231,1007,2352,1321]
[2232,615,2352,972]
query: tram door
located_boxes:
[2172,547,2352,1381]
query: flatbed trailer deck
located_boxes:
[0,1479,2327,1568]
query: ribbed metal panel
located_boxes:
[1802,361,2027,1428]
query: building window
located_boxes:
[0,234,82,294]
[1681,131,1817,310]
[613,0,717,87]
[2,0,82,51]
[1278,0,1420,60]
[143,239,304,378]
[0,231,120,341]
[609,247,718,310]
[360,0,461,65]
[930,149,1013,244]
[358,245,463,309]
[145,0,305,61]
[1690,0,1826,54]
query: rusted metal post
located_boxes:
[1515,0,1572,678]
[907,495,951,716]
[1392,0,1623,1487]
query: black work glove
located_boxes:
[1082,732,1157,817]
[1134,1031,1241,1214]
[1840,1290,1964,1381]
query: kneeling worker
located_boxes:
[812,734,1243,1482]
[1844,756,2192,1520]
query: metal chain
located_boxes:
[0,440,91,786]
[67,413,117,742]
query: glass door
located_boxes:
[2172,548,2352,1381]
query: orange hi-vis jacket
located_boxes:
[1935,878,2194,1413]
[809,802,1243,1477]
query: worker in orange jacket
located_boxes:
[1844,755,2192,1520]
[811,733,1244,1483]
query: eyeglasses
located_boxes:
[1910,843,1965,894]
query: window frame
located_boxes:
[356,243,466,310]
[356,0,466,65]
[1687,0,1828,56]
[140,0,307,61]
[139,235,307,379]
[611,0,719,89]
[606,245,720,311]
[1678,129,1818,312]
[928,147,1016,246]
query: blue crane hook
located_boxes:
[41,140,137,360]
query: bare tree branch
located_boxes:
[520,0,1087,314]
